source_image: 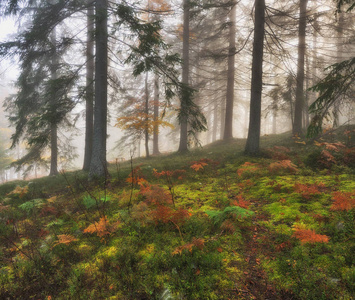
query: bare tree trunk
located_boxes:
[212,100,218,142]
[145,72,150,158]
[83,3,94,171]
[220,97,226,139]
[333,12,345,128]
[178,0,190,152]
[293,0,308,136]
[50,29,58,176]
[223,1,237,140]
[89,0,108,178]
[245,0,265,155]
[244,103,248,138]
[153,73,160,155]
[304,53,310,129]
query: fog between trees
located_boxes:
[0,0,354,181]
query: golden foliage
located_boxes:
[83,217,118,238]
[56,234,78,245]
[131,202,154,225]
[47,196,57,203]
[172,238,205,255]
[8,185,29,198]
[190,162,207,171]
[116,113,174,134]
[0,203,10,212]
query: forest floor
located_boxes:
[0,127,354,299]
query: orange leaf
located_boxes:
[83,217,117,238]
[190,162,207,171]
[331,191,355,211]
[292,225,329,244]
[56,234,78,245]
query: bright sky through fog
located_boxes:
[0,16,19,83]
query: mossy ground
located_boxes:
[0,128,354,299]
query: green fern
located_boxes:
[83,196,96,209]
[205,206,254,225]
[18,199,44,213]
[46,219,65,228]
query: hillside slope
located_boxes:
[0,130,354,299]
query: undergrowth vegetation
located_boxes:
[0,128,354,299]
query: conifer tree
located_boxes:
[178,0,191,152]
[223,0,237,140]
[293,0,308,136]
[245,0,265,155]
[308,0,355,136]
[0,1,80,175]
[83,2,94,171]
[89,0,108,178]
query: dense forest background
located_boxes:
[0,0,354,180]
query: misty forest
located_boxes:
[0,0,354,299]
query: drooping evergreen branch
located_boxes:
[307,57,355,137]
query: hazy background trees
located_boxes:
[0,0,353,180]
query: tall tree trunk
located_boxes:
[83,3,95,171]
[223,1,237,140]
[293,0,308,135]
[145,72,150,158]
[153,72,160,155]
[244,102,248,138]
[333,12,345,128]
[220,97,226,139]
[308,16,318,124]
[212,100,218,142]
[304,53,310,128]
[50,124,58,175]
[89,0,108,178]
[245,0,265,155]
[178,0,190,152]
[50,29,58,176]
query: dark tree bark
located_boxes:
[245,0,265,155]
[333,12,345,128]
[89,0,108,178]
[50,125,58,175]
[153,72,160,155]
[178,0,190,152]
[49,29,58,176]
[220,97,225,139]
[293,0,308,135]
[223,1,237,140]
[83,3,94,171]
[144,72,150,158]
[305,53,310,128]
